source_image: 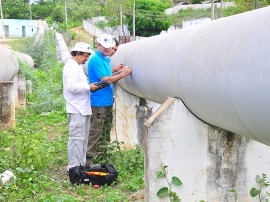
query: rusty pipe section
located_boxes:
[111,6,270,145]
[0,47,34,81]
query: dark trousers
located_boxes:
[86,106,113,164]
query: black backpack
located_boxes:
[69,164,118,186]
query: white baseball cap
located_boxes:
[71,42,94,54]
[96,34,116,48]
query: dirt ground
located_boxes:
[0,38,14,49]
[69,27,95,49]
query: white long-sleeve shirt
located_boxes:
[63,58,92,115]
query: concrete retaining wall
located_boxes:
[143,97,270,201]
[112,83,160,148]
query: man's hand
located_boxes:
[112,64,124,73]
[90,84,100,92]
[120,66,132,77]
[101,66,132,84]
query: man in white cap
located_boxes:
[63,42,98,171]
[87,34,132,164]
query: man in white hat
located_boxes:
[87,34,132,164]
[63,42,98,171]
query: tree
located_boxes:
[31,0,104,27]
[32,1,56,19]
[66,0,104,25]
[102,0,173,36]
[126,0,172,37]
[3,0,31,19]
[101,0,127,27]
[51,3,65,23]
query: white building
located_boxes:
[0,19,40,38]
[165,2,235,15]
[182,17,211,28]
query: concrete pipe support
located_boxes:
[0,82,15,129]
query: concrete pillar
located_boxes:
[13,75,26,109]
[0,81,15,129]
[112,83,160,148]
[17,77,26,109]
[144,97,270,202]
[27,80,32,95]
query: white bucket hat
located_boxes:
[96,34,116,48]
[71,42,94,54]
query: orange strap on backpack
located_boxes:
[86,171,108,176]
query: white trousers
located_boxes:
[67,113,90,169]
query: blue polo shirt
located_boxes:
[88,50,114,106]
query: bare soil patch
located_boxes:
[69,27,95,48]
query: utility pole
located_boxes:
[65,0,68,29]
[220,0,223,18]
[132,0,135,37]
[211,0,215,20]
[0,0,5,40]
[30,3,32,20]
[254,0,258,9]
[120,2,123,36]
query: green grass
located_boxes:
[0,111,144,201]
[0,30,144,201]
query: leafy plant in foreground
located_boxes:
[229,188,238,202]
[156,165,182,202]
[250,173,270,201]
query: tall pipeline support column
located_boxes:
[0,82,15,129]
[17,77,26,109]
[112,6,270,146]
[13,76,26,109]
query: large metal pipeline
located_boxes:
[0,21,45,81]
[0,47,19,81]
[0,47,34,81]
[111,6,270,145]
[56,32,70,64]
[13,51,34,68]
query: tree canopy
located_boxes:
[31,1,56,19]
[126,0,172,36]
[3,0,31,19]
[79,0,172,36]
